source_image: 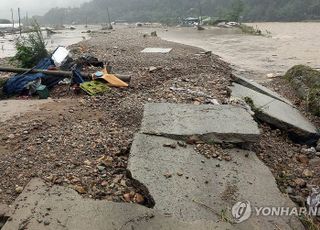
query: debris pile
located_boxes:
[0,47,130,100]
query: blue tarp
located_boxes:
[3,58,62,96]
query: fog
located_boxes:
[0,0,89,19]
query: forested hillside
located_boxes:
[37,0,320,25]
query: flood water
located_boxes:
[0,25,91,59]
[151,22,320,82]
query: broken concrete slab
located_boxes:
[232,74,293,105]
[140,103,260,144]
[128,134,304,230]
[230,83,318,141]
[2,179,235,230]
[141,48,172,53]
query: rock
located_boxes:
[301,147,316,155]
[177,172,183,177]
[286,187,294,194]
[133,193,144,204]
[296,154,309,164]
[177,141,187,148]
[15,186,23,194]
[73,185,86,194]
[230,83,318,142]
[43,220,50,225]
[98,155,113,167]
[294,178,306,188]
[141,103,260,144]
[302,169,313,177]
[149,66,161,72]
[101,181,108,187]
[186,135,201,145]
[123,193,131,202]
[8,134,15,139]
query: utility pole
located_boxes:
[11,8,14,31]
[106,7,112,29]
[26,12,29,26]
[18,8,22,36]
[198,0,202,25]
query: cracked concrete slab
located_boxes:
[230,83,318,141]
[2,179,235,230]
[231,74,293,105]
[128,133,304,230]
[140,103,260,144]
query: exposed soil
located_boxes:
[0,28,231,205]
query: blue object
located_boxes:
[94,71,104,77]
[3,58,61,96]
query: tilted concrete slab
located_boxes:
[229,83,318,141]
[140,103,260,144]
[232,74,293,105]
[3,179,235,230]
[128,134,304,230]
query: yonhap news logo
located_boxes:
[231,189,320,223]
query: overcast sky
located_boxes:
[0,0,89,19]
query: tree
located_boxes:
[226,0,244,22]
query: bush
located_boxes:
[239,24,262,35]
[12,22,48,68]
[285,65,320,116]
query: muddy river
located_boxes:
[149,22,320,82]
[0,25,91,59]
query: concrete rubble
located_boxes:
[229,83,318,141]
[2,179,235,230]
[231,74,293,105]
[128,134,304,230]
[140,103,260,144]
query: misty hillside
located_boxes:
[38,0,320,24]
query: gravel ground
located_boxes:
[0,28,319,228]
[0,28,231,205]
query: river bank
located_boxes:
[0,27,319,228]
[138,22,320,82]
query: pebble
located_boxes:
[44,220,50,225]
[15,185,23,194]
[134,193,144,204]
[294,178,306,187]
[302,169,313,177]
[177,172,183,176]
[296,154,309,164]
